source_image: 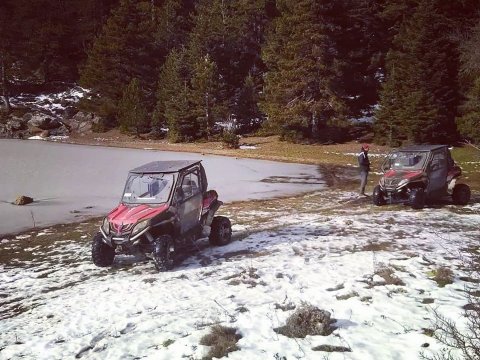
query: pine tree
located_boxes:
[190,55,225,139]
[165,80,198,143]
[235,74,262,133]
[0,0,16,112]
[335,0,389,117]
[261,0,347,141]
[187,0,270,126]
[457,21,480,143]
[157,49,197,142]
[118,78,148,136]
[151,0,196,134]
[155,0,195,50]
[80,0,162,121]
[153,48,185,137]
[375,0,459,145]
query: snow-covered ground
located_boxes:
[0,140,325,235]
[1,191,478,359]
[9,86,87,116]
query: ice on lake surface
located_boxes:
[0,140,325,235]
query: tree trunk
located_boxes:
[151,0,156,23]
[205,92,210,139]
[311,111,319,139]
[0,55,11,113]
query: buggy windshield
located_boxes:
[122,173,174,204]
[384,151,428,171]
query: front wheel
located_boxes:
[153,235,174,272]
[209,216,232,246]
[92,232,115,267]
[372,185,386,206]
[452,184,470,205]
[409,188,425,210]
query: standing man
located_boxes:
[358,144,370,195]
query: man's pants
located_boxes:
[360,170,368,194]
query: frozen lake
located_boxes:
[0,140,325,235]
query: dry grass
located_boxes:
[68,131,387,165]
[274,302,296,312]
[336,291,359,301]
[224,267,264,287]
[361,241,393,252]
[326,283,345,292]
[162,339,174,347]
[274,304,335,338]
[312,344,351,352]
[199,325,242,360]
[375,264,406,286]
[430,266,454,288]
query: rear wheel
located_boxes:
[92,232,115,267]
[153,235,174,272]
[409,188,425,210]
[372,185,386,206]
[452,184,471,205]
[209,216,232,246]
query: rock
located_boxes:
[23,113,33,122]
[40,130,50,138]
[6,118,27,131]
[0,124,9,138]
[64,111,102,134]
[71,111,91,123]
[62,106,78,119]
[49,125,69,136]
[79,121,93,133]
[14,196,34,206]
[27,113,61,130]
[28,125,43,135]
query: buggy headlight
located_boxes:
[101,217,110,234]
[132,220,149,235]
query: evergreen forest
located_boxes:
[1,0,480,144]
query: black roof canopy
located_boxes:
[396,145,448,152]
[129,160,201,174]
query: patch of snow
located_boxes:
[0,191,477,359]
[239,145,257,150]
[49,136,69,141]
[28,135,69,142]
[28,136,45,140]
[14,234,31,240]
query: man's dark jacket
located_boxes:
[358,151,370,171]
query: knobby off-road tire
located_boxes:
[452,184,471,205]
[209,216,232,246]
[372,185,386,206]
[153,235,174,272]
[92,232,115,267]
[409,188,426,210]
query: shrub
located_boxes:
[222,131,239,149]
[422,256,479,359]
[274,303,335,338]
[375,264,405,286]
[200,325,242,360]
[432,266,454,288]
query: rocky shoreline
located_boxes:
[0,85,102,140]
